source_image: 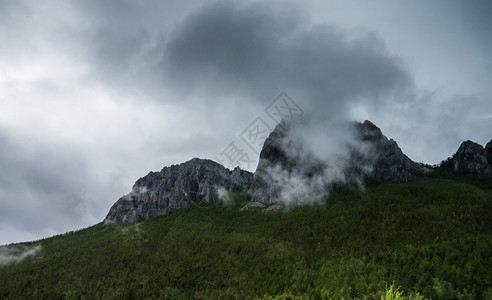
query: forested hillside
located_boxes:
[1,176,491,299]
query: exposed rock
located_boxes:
[350,120,420,182]
[265,203,284,212]
[451,140,490,174]
[485,140,492,167]
[249,120,421,204]
[240,202,266,211]
[248,120,326,204]
[104,158,253,224]
[103,120,491,223]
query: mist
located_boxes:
[1,0,491,244]
[0,244,42,266]
[251,117,381,206]
[163,1,416,207]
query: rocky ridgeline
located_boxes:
[449,140,492,175]
[104,158,253,224]
[248,120,421,204]
[103,120,491,223]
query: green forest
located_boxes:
[1,176,491,299]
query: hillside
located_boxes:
[1,176,491,299]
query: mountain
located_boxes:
[104,120,491,218]
[1,177,491,299]
[104,158,253,224]
[350,120,421,181]
[1,120,491,299]
[249,120,422,204]
[447,140,492,175]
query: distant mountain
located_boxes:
[104,158,253,224]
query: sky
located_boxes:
[0,0,491,245]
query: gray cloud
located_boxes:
[69,0,203,95]
[0,0,490,245]
[0,129,112,243]
[160,1,413,122]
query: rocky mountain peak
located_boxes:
[102,120,490,223]
[104,158,253,224]
[248,120,421,204]
[354,120,383,141]
[351,120,419,182]
[450,140,491,174]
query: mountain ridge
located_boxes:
[104,158,253,224]
[249,120,422,204]
[1,120,491,299]
[446,140,492,175]
[103,120,492,223]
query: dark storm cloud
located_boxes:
[459,1,492,49]
[76,1,154,73]
[68,0,415,121]
[71,0,201,90]
[1,0,490,245]
[161,1,414,120]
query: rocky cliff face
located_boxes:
[104,158,253,224]
[247,121,325,205]
[350,120,420,182]
[249,120,421,204]
[486,140,492,167]
[103,120,490,223]
[450,140,492,175]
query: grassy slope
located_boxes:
[0,177,491,299]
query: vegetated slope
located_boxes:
[0,177,491,299]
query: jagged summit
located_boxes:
[448,139,492,175]
[351,120,419,182]
[103,120,491,223]
[248,120,421,204]
[104,158,253,224]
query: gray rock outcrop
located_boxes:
[450,140,492,174]
[103,121,491,222]
[248,121,326,204]
[104,158,253,224]
[484,140,492,168]
[249,120,421,204]
[350,120,420,182]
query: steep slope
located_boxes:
[104,158,253,224]
[351,120,419,181]
[449,140,492,175]
[249,120,421,204]
[1,178,491,299]
[486,140,492,167]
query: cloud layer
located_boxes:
[160,2,413,121]
[0,0,490,245]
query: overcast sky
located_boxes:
[1,0,491,245]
